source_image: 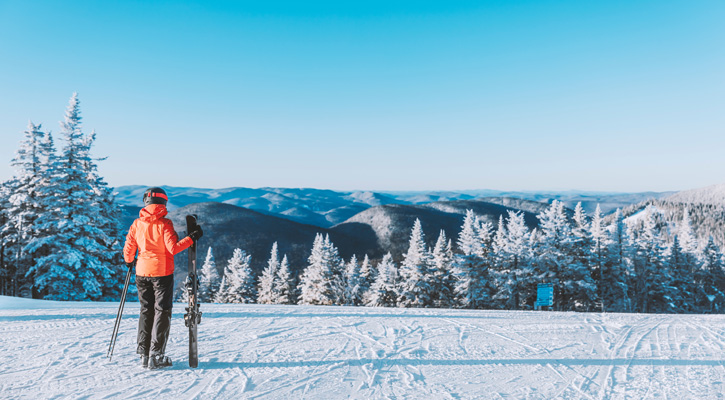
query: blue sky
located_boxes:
[1,0,723,192]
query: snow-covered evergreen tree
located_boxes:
[298,234,344,305]
[343,255,363,306]
[491,211,531,309]
[453,211,493,309]
[25,94,123,300]
[397,219,433,308]
[603,208,632,312]
[589,204,606,310]
[364,253,398,307]
[257,242,280,304]
[458,210,483,257]
[0,182,12,295]
[674,209,699,311]
[667,235,693,312]
[678,208,698,256]
[572,202,588,236]
[630,205,674,313]
[198,247,221,302]
[217,248,256,303]
[274,255,295,305]
[358,254,374,296]
[492,214,507,255]
[700,237,725,312]
[5,122,47,294]
[431,230,455,308]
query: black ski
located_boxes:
[184,215,201,368]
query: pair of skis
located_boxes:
[184,215,202,368]
[107,214,201,369]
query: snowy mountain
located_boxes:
[332,199,541,259]
[4,296,725,399]
[615,183,725,249]
[163,202,362,281]
[114,185,668,228]
[387,189,672,214]
[666,183,725,205]
[115,186,402,227]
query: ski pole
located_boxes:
[107,262,134,360]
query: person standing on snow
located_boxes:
[123,187,203,369]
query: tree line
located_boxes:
[191,202,725,313]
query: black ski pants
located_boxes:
[136,274,174,357]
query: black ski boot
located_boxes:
[148,354,172,369]
[141,355,149,368]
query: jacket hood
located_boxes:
[139,204,168,222]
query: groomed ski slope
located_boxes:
[2,296,725,399]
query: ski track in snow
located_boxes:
[2,298,725,399]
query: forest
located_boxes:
[2,95,724,314]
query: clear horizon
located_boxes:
[1,1,723,193]
[112,183,688,195]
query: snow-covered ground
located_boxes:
[3,296,725,399]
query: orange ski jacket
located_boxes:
[123,204,193,277]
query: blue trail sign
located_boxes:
[535,283,554,308]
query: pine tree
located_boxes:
[257,242,280,304]
[590,204,607,310]
[700,237,725,312]
[358,254,374,296]
[6,122,47,294]
[17,130,58,296]
[492,214,507,255]
[364,253,398,307]
[454,211,492,309]
[489,211,532,309]
[274,254,295,304]
[343,255,363,306]
[630,205,674,313]
[298,234,344,305]
[397,219,432,307]
[676,209,699,311]
[678,208,698,255]
[458,210,483,257]
[274,255,295,304]
[198,247,221,302]
[217,248,256,303]
[603,209,632,312]
[431,230,455,308]
[0,183,12,295]
[667,235,693,312]
[25,94,123,300]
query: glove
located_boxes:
[189,226,203,242]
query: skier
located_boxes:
[123,187,203,369]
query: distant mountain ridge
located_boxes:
[665,183,725,205]
[614,183,725,249]
[114,185,670,228]
[115,184,722,282]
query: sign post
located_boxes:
[535,283,554,310]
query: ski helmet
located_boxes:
[143,187,168,206]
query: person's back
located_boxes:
[127,203,189,278]
[123,187,202,369]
